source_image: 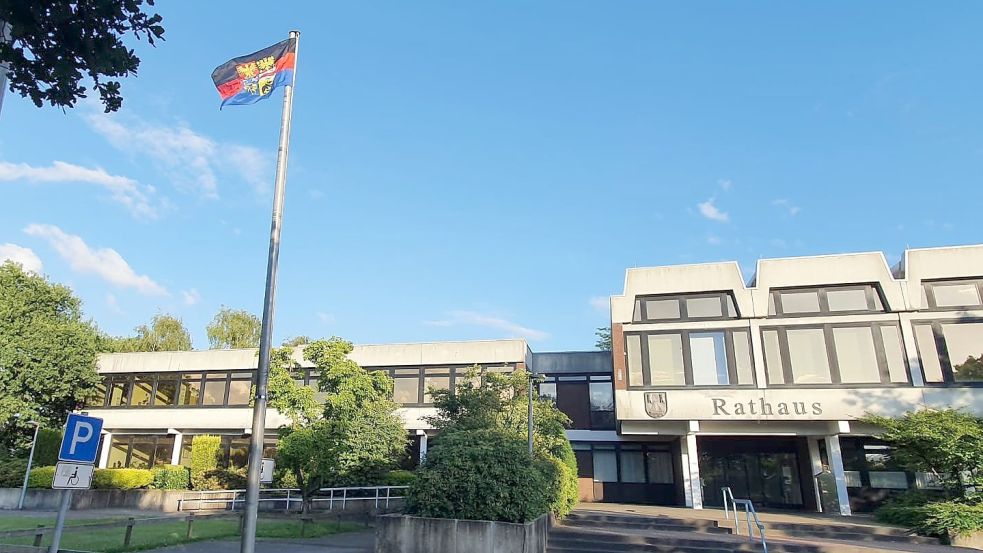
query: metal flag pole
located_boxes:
[240,29,300,553]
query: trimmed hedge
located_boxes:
[92,468,153,490]
[151,465,190,490]
[406,429,554,523]
[27,466,55,488]
[190,435,222,491]
[877,491,983,538]
[384,469,416,487]
[201,468,248,490]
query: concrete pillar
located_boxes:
[680,433,703,509]
[824,435,853,516]
[98,431,112,468]
[806,437,824,513]
[416,430,428,463]
[171,432,183,466]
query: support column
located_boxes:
[416,430,428,464]
[824,434,852,516]
[680,433,703,509]
[98,431,112,468]
[171,433,183,466]
[806,437,824,513]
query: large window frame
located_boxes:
[632,291,739,323]
[625,329,756,389]
[374,364,516,407]
[538,373,615,430]
[761,322,910,387]
[573,442,675,485]
[90,370,257,409]
[912,318,983,387]
[768,284,886,317]
[105,434,175,468]
[922,278,983,311]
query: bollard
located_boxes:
[186,512,196,539]
[33,525,44,547]
[124,517,135,547]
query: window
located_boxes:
[227,372,253,406]
[155,374,179,406]
[202,374,228,406]
[646,450,674,484]
[632,292,739,322]
[915,321,983,384]
[592,447,618,483]
[925,280,983,309]
[764,324,908,386]
[769,284,885,316]
[588,380,615,429]
[423,369,451,404]
[913,324,945,383]
[108,376,129,407]
[89,379,108,408]
[180,373,202,406]
[538,382,557,400]
[393,369,420,404]
[130,375,154,407]
[626,329,755,388]
[577,442,674,485]
[619,448,646,483]
[107,435,175,468]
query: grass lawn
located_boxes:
[0,516,363,553]
[0,516,120,532]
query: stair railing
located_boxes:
[721,487,768,553]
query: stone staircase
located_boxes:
[548,508,947,553]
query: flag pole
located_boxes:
[240,29,299,553]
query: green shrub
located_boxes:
[875,490,935,529]
[200,468,248,490]
[33,429,62,467]
[151,465,190,490]
[190,435,222,490]
[384,469,416,487]
[921,500,983,538]
[27,466,55,488]
[92,468,153,490]
[406,429,553,523]
[0,455,29,487]
[273,467,298,489]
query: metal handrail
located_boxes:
[721,487,768,553]
[177,486,408,512]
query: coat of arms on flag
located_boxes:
[211,38,297,108]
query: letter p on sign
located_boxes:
[58,414,104,464]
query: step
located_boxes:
[562,517,731,534]
[718,520,940,545]
[548,529,898,553]
[565,511,727,532]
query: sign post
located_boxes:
[48,414,103,553]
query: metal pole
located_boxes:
[239,29,300,553]
[0,21,11,117]
[18,421,40,509]
[48,490,71,553]
[527,375,535,455]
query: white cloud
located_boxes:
[0,243,43,273]
[697,198,729,222]
[589,296,610,313]
[0,160,159,219]
[718,179,733,191]
[84,112,271,198]
[181,288,201,306]
[772,198,801,216]
[424,310,550,341]
[24,224,167,295]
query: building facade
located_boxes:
[81,244,983,515]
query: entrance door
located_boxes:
[700,438,806,510]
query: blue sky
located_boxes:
[2,2,981,351]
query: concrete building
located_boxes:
[82,244,983,515]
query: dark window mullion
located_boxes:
[824,324,842,384]
[778,328,794,384]
[818,289,831,313]
[724,330,738,386]
[639,333,651,387]
[678,298,689,319]
[870,323,892,384]
[149,374,159,407]
[681,330,694,386]
[933,322,955,384]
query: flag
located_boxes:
[211,38,297,108]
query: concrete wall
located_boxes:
[0,488,185,512]
[375,514,549,553]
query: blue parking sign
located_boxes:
[59,414,104,464]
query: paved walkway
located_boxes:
[146,533,374,553]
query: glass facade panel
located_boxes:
[933,282,981,308]
[686,297,722,318]
[423,376,450,403]
[914,324,944,383]
[726,295,738,317]
[108,439,128,468]
[647,334,685,385]
[833,327,880,383]
[180,374,202,406]
[780,291,821,314]
[393,377,420,404]
[646,451,674,484]
[592,449,618,482]
[690,332,728,385]
[619,450,646,483]
[763,330,785,384]
[645,299,680,320]
[130,376,154,407]
[826,289,869,312]
[228,438,250,468]
[89,379,107,407]
[626,334,643,386]
[109,378,129,407]
[869,471,909,489]
[227,379,252,406]
[786,328,831,383]
[202,378,227,406]
[588,382,615,429]
[538,382,557,400]
[128,438,155,469]
[154,375,178,406]
[732,330,755,385]
[879,326,909,383]
[942,322,983,382]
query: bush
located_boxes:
[875,490,935,529]
[200,468,248,490]
[33,429,62,467]
[27,466,55,488]
[151,465,190,490]
[384,469,416,487]
[0,455,29,487]
[273,466,298,489]
[406,429,553,523]
[92,468,153,490]
[876,492,983,538]
[190,435,222,491]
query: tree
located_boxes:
[595,326,612,350]
[423,368,579,518]
[281,335,310,347]
[206,306,261,349]
[953,354,983,382]
[0,0,165,112]
[0,261,102,450]
[864,409,983,498]
[270,338,406,513]
[104,313,192,352]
